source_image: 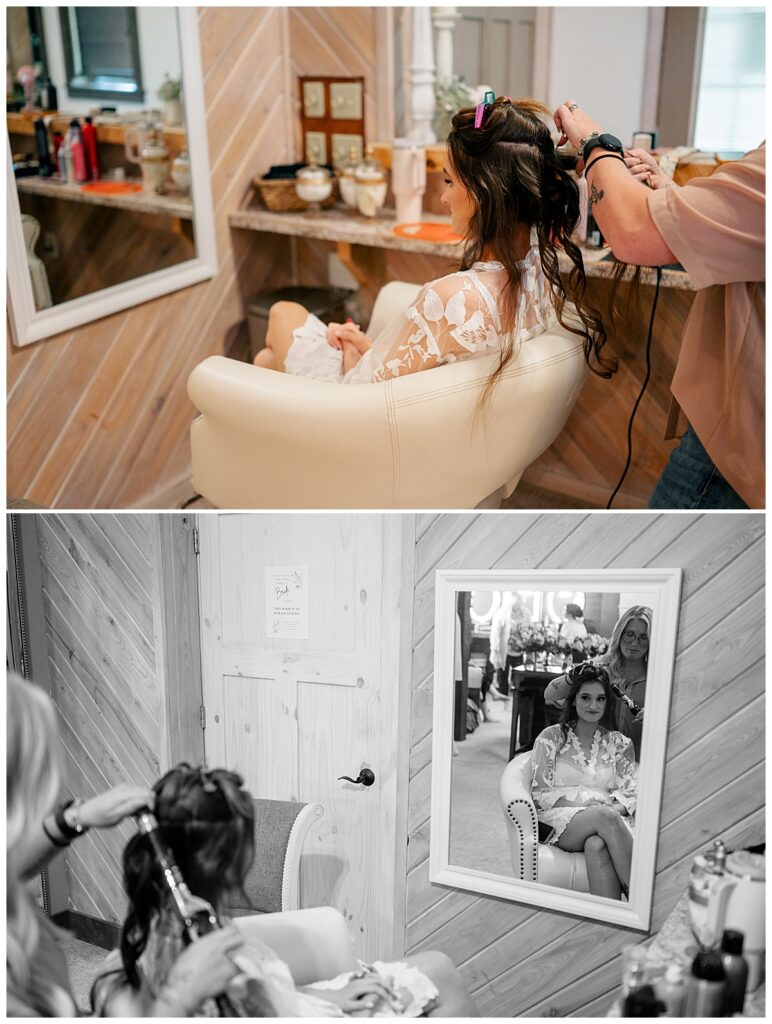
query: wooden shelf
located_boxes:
[7,111,186,148]
[16,175,193,219]
[229,204,694,289]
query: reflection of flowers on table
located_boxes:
[508,624,610,668]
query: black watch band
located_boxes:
[581,133,624,162]
[55,798,87,838]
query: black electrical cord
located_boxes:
[606,266,663,509]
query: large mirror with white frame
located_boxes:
[430,568,682,930]
[6,6,216,346]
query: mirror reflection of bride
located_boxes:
[531,663,637,901]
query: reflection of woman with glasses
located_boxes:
[544,606,652,759]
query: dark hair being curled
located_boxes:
[557,661,616,751]
[447,97,616,413]
[119,763,254,989]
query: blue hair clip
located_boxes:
[474,90,496,129]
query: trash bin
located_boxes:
[247,286,354,361]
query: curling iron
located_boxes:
[134,810,241,1017]
[609,682,642,718]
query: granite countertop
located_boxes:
[16,175,193,219]
[229,204,695,290]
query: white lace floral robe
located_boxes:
[530,724,638,844]
[283,250,556,384]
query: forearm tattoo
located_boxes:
[589,181,604,207]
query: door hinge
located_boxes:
[199,704,206,730]
[193,527,200,555]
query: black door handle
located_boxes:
[337,768,375,787]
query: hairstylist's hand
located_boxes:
[77,784,155,829]
[624,148,671,190]
[553,100,602,165]
[155,926,244,1015]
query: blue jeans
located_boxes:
[648,427,748,509]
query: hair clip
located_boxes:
[474,90,496,129]
[198,766,218,793]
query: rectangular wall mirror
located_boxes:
[6,6,216,345]
[431,568,682,930]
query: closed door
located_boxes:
[197,514,404,961]
[456,7,536,97]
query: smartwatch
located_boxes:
[581,133,624,163]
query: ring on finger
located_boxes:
[567,103,579,112]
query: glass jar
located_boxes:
[338,145,360,208]
[295,158,332,211]
[354,146,387,218]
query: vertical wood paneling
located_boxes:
[405,513,765,1017]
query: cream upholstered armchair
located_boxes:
[499,752,590,892]
[188,281,588,509]
[235,907,358,985]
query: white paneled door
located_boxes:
[197,514,406,961]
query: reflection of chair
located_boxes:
[499,753,589,892]
[187,283,588,509]
[21,214,53,310]
[226,798,324,916]
[235,907,358,985]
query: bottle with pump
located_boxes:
[67,119,88,182]
[685,949,726,1017]
[654,964,686,1017]
[720,930,749,1016]
[81,116,100,179]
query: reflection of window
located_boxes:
[693,7,764,152]
[59,7,144,102]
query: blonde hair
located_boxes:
[7,672,63,1013]
[598,606,653,680]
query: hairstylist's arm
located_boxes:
[554,100,677,266]
[25,785,154,879]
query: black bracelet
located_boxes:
[584,153,627,175]
[42,818,71,848]
[55,798,87,839]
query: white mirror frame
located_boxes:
[6,8,217,346]
[430,567,683,931]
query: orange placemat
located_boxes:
[81,181,143,194]
[393,222,463,243]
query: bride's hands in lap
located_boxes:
[328,321,373,354]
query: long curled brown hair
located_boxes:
[447,97,616,412]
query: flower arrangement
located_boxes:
[509,623,610,663]
[157,74,182,102]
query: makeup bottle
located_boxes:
[34,118,53,177]
[685,949,726,1017]
[81,117,100,179]
[58,134,73,184]
[68,119,88,182]
[654,964,686,1017]
[720,930,749,1016]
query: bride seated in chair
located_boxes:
[92,763,478,1017]
[255,97,615,404]
[530,663,637,901]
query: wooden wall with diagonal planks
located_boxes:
[30,513,203,923]
[405,512,765,1016]
[7,8,295,508]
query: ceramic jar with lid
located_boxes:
[295,157,333,210]
[354,146,387,218]
[140,130,169,194]
[171,149,191,192]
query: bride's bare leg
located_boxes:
[253,301,309,371]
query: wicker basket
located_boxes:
[254,175,338,212]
